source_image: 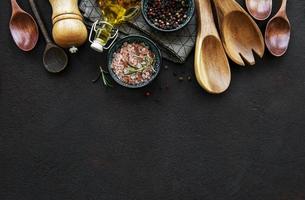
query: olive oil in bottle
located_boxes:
[89,0,140,52]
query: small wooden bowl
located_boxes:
[141,0,195,32]
[107,35,162,89]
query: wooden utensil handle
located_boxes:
[10,0,21,14]
[196,0,213,22]
[11,0,18,13]
[280,0,288,12]
[195,0,218,37]
[28,0,52,44]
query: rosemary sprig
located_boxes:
[124,56,155,75]
[125,65,146,75]
[92,66,112,87]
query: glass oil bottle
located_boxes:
[89,0,141,52]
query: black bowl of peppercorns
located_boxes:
[142,0,195,32]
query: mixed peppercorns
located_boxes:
[146,0,189,30]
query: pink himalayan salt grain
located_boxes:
[111,42,156,85]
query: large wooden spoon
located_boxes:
[246,0,272,20]
[194,0,231,94]
[213,0,265,66]
[9,0,39,51]
[265,0,290,57]
[29,0,68,73]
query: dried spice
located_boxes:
[92,66,112,87]
[146,0,189,30]
[145,91,151,96]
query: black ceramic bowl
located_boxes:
[107,35,162,89]
[141,0,195,32]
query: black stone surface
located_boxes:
[1,1,305,200]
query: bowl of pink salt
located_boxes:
[108,35,162,88]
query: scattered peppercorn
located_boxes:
[146,0,189,30]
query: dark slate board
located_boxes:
[1,0,305,200]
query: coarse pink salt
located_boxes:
[111,42,156,85]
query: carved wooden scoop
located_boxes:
[29,0,68,73]
[194,0,231,94]
[246,0,272,20]
[9,0,39,51]
[213,0,265,66]
[265,0,290,56]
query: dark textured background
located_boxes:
[1,0,305,200]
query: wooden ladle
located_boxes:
[29,0,68,73]
[265,0,290,56]
[194,0,231,94]
[9,0,39,51]
[246,0,272,20]
[213,0,265,66]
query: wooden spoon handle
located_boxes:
[28,0,52,44]
[280,0,288,12]
[10,0,21,15]
[195,0,218,38]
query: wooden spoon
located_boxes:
[265,0,290,57]
[213,0,265,66]
[194,0,231,94]
[246,0,272,20]
[29,0,68,73]
[9,0,39,51]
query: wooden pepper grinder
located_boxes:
[49,0,88,53]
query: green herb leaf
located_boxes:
[92,66,112,88]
